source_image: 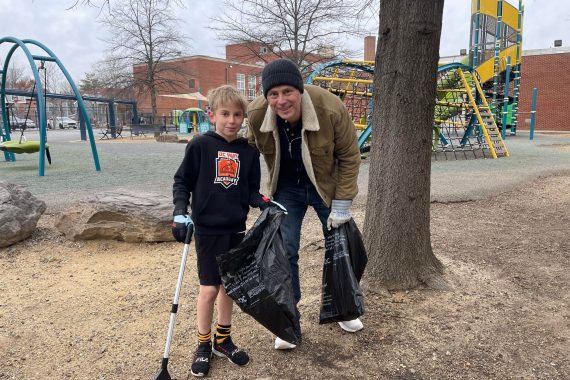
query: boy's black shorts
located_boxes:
[194,232,245,286]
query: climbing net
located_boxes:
[306,60,374,150]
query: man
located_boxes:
[247,59,363,349]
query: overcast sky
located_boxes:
[0,0,569,82]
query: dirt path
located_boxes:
[1,175,569,379]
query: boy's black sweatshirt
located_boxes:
[173,131,265,235]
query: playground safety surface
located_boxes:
[1,130,570,379]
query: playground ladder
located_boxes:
[457,68,509,159]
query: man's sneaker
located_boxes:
[338,318,364,333]
[190,342,212,377]
[274,336,296,350]
[212,335,250,366]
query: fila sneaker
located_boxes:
[190,342,212,377]
[212,335,250,366]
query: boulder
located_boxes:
[0,181,46,248]
[56,191,174,242]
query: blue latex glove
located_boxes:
[172,214,193,243]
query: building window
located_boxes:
[236,74,245,96]
[260,46,268,54]
[189,79,195,89]
[247,75,256,100]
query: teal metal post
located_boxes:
[492,0,503,118]
[108,100,116,138]
[529,87,537,140]
[501,56,511,139]
[472,0,481,68]
[511,1,524,135]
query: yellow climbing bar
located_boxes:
[457,68,510,159]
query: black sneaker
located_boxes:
[190,342,212,377]
[212,335,250,366]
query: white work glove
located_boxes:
[327,199,352,230]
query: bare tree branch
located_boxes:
[97,0,189,117]
[211,0,367,72]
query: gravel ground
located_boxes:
[2,129,570,379]
[3,129,570,210]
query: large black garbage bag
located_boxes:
[319,219,366,324]
[216,207,301,345]
[345,219,368,282]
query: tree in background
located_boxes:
[363,0,447,290]
[211,0,366,73]
[4,62,33,90]
[97,0,189,119]
[79,58,133,99]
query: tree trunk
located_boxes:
[363,0,446,290]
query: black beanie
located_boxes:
[262,59,304,98]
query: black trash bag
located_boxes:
[319,219,366,324]
[345,219,368,283]
[216,207,301,345]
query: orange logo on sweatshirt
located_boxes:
[215,151,240,188]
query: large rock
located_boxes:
[0,181,47,248]
[56,191,174,242]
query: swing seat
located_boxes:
[0,141,51,164]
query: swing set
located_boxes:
[1,66,51,164]
[0,37,100,176]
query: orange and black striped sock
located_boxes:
[215,323,231,344]
[198,330,212,346]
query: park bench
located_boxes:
[99,125,124,140]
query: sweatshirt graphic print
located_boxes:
[215,151,240,188]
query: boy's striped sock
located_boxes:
[215,323,231,344]
[198,330,212,345]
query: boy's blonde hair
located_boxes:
[207,85,248,114]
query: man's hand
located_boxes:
[327,199,352,229]
[172,214,193,243]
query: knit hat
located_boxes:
[262,59,304,98]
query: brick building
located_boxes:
[518,46,570,132]
[133,41,332,119]
[133,54,264,118]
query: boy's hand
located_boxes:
[259,197,287,213]
[172,214,193,243]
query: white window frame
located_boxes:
[236,73,246,96]
[247,75,256,100]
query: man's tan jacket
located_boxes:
[247,84,361,207]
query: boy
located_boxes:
[172,85,272,377]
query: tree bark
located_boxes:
[363,0,447,290]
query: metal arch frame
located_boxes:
[0,36,101,176]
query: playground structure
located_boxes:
[0,37,101,175]
[305,60,374,151]
[176,107,211,134]
[471,0,523,135]
[307,0,522,160]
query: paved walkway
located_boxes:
[2,129,570,210]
